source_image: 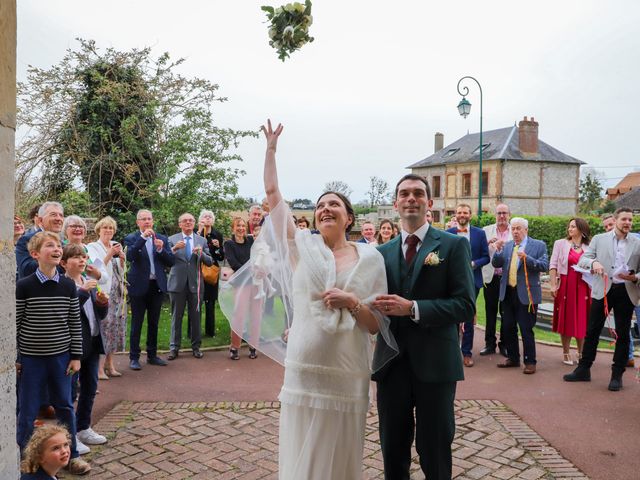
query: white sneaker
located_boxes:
[75,436,90,455]
[77,427,107,445]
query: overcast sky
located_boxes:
[17,0,640,204]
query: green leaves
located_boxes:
[262,1,314,61]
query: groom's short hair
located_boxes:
[394,174,431,200]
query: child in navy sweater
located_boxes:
[16,232,90,475]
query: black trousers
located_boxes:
[129,280,163,360]
[377,354,456,480]
[579,283,633,376]
[501,286,538,365]
[483,274,506,351]
[203,282,218,336]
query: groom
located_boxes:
[373,174,476,480]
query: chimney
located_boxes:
[434,132,444,153]
[518,116,539,154]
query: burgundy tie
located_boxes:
[405,234,419,265]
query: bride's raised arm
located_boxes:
[262,119,284,209]
[261,119,296,241]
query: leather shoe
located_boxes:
[497,359,520,368]
[523,364,536,374]
[463,356,474,367]
[608,376,623,391]
[563,366,591,382]
[193,349,203,359]
[147,356,168,366]
[167,350,178,361]
[479,347,495,356]
[627,358,635,368]
[129,359,141,371]
[499,345,508,357]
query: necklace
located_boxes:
[571,241,581,250]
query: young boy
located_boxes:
[61,243,109,454]
[16,231,91,475]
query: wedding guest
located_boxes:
[167,213,213,360]
[492,218,549,374]
[445,217,458,230]
[26,203,42,234]
[86,217,126,379]
[16,201,64,279]
[224,217,256,360]
[425,209,433,224]
[14,215,25,245]
[62,216,104,283]
[20,424,71,480]
[248,205,263,235]
[376,219,396,245]
[564,208,640,391]
[61,244,109,455]
[601,213,615,233]
[124,209,175,370]
[481,203,512,356]
[357,221,377,244]
[297,216,310,230]
[549,218,591,365]
[447,203,490,367]
[197,210,225,337]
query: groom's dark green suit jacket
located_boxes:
[373,225,476,382]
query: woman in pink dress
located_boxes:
[549,218,592,365]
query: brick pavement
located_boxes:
[62,400,588,480]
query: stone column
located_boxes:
[0,0,19,478]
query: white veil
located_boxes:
[219,200,398,373]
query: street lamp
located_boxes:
[456,76,483,218]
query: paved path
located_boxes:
[65,399,586,479]
[67,334,639,480]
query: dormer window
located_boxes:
[472,143,491,154]
[442,148,460,158]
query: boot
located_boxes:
[563,365,591,382]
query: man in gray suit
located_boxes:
[564,207,640,391]
[492,217,549,374]
[167,213,213,360]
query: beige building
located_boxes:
[408,117,583,222]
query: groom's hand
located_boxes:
[373,295,413,316]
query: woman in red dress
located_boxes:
[549,218,592,365]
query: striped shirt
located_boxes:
[16,272,83,359]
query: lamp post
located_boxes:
[456,76,483,218]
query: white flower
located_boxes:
[283,25,295,38]
[284,3,296,13]
[303,14,313,26]
[275,7,284,15]
[424,251,442,266]
[269,28,278,39]
[294,2,305,13]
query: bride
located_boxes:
[223,120,397,479]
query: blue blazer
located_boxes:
[492,237,548,305]
[124,231,175,296]
[446,226,490,289]
[15,229,65,279]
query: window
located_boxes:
[462,173,472,197]
[433,176,441,198]
[442,148,460,158]
[432,211,441,223]
[446,174,456,198]
[472,143,491,154]
[482,171,489,196]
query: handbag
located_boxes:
[201,263,220,285]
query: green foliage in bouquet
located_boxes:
[262,1,314,61]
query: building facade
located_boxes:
[409,117,583,220]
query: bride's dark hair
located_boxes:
[314,191,355,233]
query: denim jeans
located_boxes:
[17,353,79,458]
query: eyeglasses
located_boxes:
[68,225,85,230]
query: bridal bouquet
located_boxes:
[261,1,314,61]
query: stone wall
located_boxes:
[0,0,19,477]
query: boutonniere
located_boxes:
[424,251,443,266]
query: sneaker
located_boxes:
[77,427,107,445]
[66,457,91,475]
[75,437,90,455]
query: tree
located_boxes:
[578,168,605,214]
[16,39,256,233]
[323,181,352,199]
[365,176,389,207]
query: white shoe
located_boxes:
[77,427,107,445]
[75,436,90,455]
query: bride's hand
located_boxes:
[322,288,357,310]
[261,119,284,152]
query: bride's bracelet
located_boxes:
[349,301,363,317]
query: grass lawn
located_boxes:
[476,292,615,352]
[124,299,231,352]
